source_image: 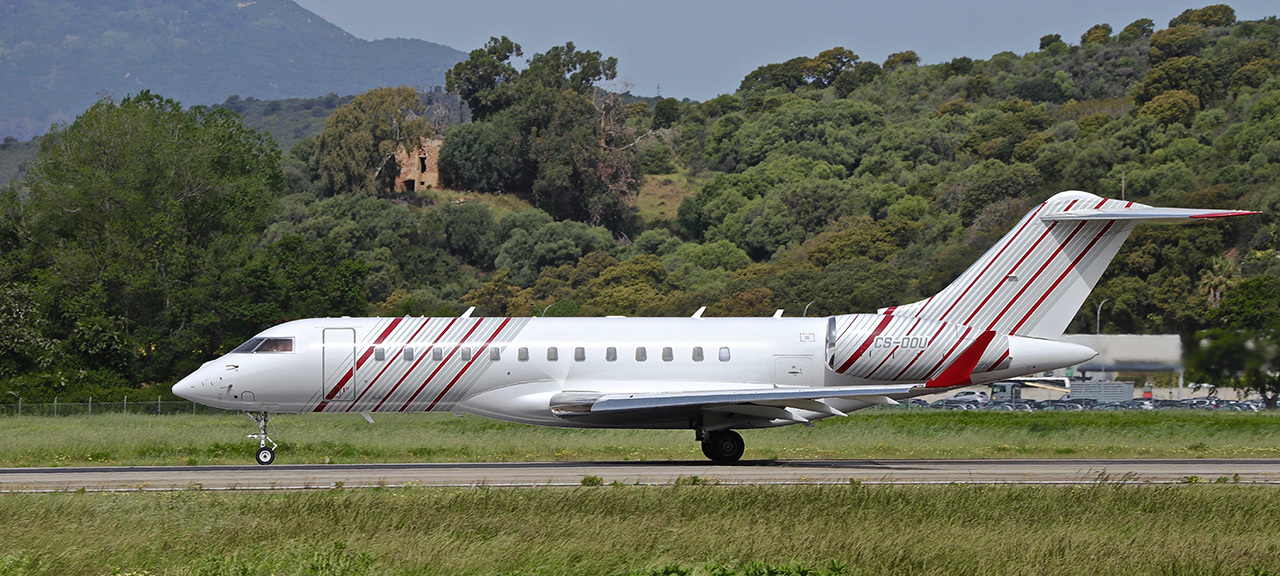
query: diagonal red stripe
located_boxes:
[837,315,894,374]
[398,318,485,412]
[892,324,948,381]
[864,318,920,380]
[426,317,513,412]
[321,317,403,403]
[1008,220,1117,334]
[371,318,459,412]
[928,204,1046,321]
[960,200,1081,327]
[347,318,434,411]
[987,199,1106,331]
[920,326,973,381]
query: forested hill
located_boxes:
[4,5,1280,403]
[0,0,464,139]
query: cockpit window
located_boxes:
[231,338,264,353]
[231,337,294,353]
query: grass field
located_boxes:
[2,409,1280,467]
[1,484,1278,575]
[636,171,703,225]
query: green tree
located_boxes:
[1137,90,1201,126]
[437,121,519,192]
[1149,25,1207,64]
[441,39,640,231]
[1039,34,1063,50]
[882,51,920,71]
[739,57,811,92]
[1190,276,1280,408]
[832,62,883,98]
[1133,56,1216,106]
[1169,5,1236,28]
[5,91,281,383]
[1081,23,1113,45]
[805,47,858,87]
[1118,18,1155,43]
[316,86,432,195]
[444,36,523,121]
[652,97,682,129]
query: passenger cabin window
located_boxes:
[719,347,731,362]
[461,347,473,361]
[432,347,443,361]
[490,347,501,361]
[374,347,386,361]
[404,347,415,361]
[518,347,529,362]
[574,347,586,362]
[635,347,647,361]
[606,347,617,362]
[662,347,673,362]
[232,337,294,353]
[547,347,559,361]
[692,347,704,362]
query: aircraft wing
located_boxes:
[550,383,921,423]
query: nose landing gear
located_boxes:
[247,411,277,465]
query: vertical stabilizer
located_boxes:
[881,191,1256,339]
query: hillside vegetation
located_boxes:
[1,5,1279,404]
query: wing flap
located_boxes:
[550,383,919,419]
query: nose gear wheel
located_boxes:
[246,411,277,465]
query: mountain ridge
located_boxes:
[0,0,466,139]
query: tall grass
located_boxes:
[0,484,1278,575]
[1,410,1279,467]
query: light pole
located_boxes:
[540,303,555,317]
[1095,298,1110,334]
[802,301,815,317]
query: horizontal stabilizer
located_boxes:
[1041,207,1259,221]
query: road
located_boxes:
[3,459,1280,491]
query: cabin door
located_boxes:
[322,328,357,402]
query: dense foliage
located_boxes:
[2,5,1279,403]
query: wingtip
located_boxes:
[1188,210,1261,219]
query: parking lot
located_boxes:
[911,394,1263,412]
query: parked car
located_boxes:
[952,390,989,403]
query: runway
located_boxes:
[3,459,1280,491]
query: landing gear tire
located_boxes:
[700,430,745,464]
[246,411,278,465]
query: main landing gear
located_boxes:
[698,429,745,464]
[247,411,277,465]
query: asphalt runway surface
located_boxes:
[3,459,1280,491]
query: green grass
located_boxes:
[0,484,1278,575]
[2,409,1280,467]
[636,171,703,225]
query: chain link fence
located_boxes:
[0,398,228,416]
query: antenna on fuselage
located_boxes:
[691,306,706,318]
[461,307,475,318]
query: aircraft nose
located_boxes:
[172,374,196,401]
[172,365,216,403]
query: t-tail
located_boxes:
[881,190,1257,339]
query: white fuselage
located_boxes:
[172,314,1095,429]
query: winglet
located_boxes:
[925,330,997,389]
